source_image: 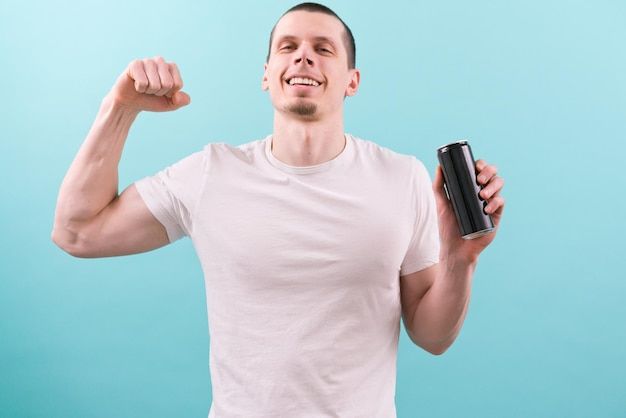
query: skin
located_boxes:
[50,56,190,257]
[399,160,504,354]
[261,10,360,167]
[110,56,191,112]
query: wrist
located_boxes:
[440,250,479,270]
[101,92,141,118]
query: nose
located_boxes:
[295,56,314,66]
[294,44,314,66]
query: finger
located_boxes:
[433,164,443,190]
[143,58,161,94]
[166,62,184,98]
[154,57,174,97]
[477,164,498,185]
[478,175,504,200]
[484,195,505,215]
[475,159,487,172]
[127,59,149,93]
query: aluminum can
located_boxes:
[437,140,495,239]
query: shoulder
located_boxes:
[349,133,428,177]
[195,136,266,165]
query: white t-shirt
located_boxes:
[134,133,440,418]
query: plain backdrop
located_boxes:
[1,0,625,417]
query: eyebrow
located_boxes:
[275,35,337,49]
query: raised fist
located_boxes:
[109,56,191,112]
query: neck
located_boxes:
[271,110,346,167]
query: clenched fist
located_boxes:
[108,56,191,112]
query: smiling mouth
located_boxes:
[285,77,322,87]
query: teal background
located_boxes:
[1,0,625,417]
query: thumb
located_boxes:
[432,164,451,207]
[169,91,191,109]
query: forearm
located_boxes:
[52,95,139,242]
[410,257,477,353]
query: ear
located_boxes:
[345,68,360,97]
[261,63,269,91]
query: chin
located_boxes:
[281,98,317,117]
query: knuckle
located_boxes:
[170,65,183,82]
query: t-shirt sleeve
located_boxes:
[133,146,209,243]
[400,157,441,276]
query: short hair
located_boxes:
[266,2,356,69]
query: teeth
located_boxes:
[288,77,320,86]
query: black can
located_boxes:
[436,140,495,240]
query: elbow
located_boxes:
[407,329,450,356]
[51,227,89,258]
[426,344,450,356]
[411,336,452,356]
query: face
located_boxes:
[262,11,360,121]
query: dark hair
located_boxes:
[266,2,356,69]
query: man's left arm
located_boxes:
[400,159,505,355]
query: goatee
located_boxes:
[286,101,317,116]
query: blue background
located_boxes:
[1,0,625,417]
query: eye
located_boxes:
[317,47,332,54]
[280,44,294,51]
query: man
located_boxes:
[52,2,505,417]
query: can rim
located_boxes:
[437,139,468,152]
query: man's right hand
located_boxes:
[108,56,191,112]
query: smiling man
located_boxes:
[262,4,360,168]
[52,2,505,417]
